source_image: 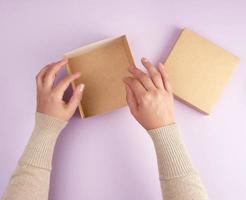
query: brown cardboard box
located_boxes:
[164,28,240,114]
[64,35,134,118]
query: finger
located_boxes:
[43,59,68,88]
[157,63,172,93]
[123,77,147,103]
[141,57,164,89]
[36,65,51,88]
[128,66,155,91]
[54,72,81,98]
[67,84,85,112]
[124,83,138,114]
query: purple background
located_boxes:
[0,1,246,199]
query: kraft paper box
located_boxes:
[164,28,240,114]
[64,35,134,118]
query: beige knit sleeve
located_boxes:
[148,124,208,200]
[1,112,67,200]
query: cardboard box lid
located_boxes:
[164,28,240,114]
[65,35,134,118]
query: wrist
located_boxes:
[144,118,176,131]
[34,112,67,135]
[146,122,176,131]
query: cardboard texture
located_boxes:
[65,35,134,118]
[164,28,240,114]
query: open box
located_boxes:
[64,35,135,118]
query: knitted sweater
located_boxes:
[1,112,208,200]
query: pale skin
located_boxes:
[1,58,207,200]
[36,57,175,129]
[36,59,84,121]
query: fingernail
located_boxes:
[79,84,85,92]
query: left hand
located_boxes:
[36,59,84,121]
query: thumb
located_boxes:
[124,83,137,115]
[68,84,85,112]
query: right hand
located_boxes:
[123,58,175,130]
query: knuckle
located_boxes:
[152,73,161,80]
[152,90,163,100]
[139,73,147,81]
[152,89,159,96]
[132,79,139,86]
[141,93,152,104]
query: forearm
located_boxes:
[1,112,66,200]
[148,124,208,200]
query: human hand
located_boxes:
[123,58,175,130]
[36,59,84,121]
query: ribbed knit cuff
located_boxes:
[19,112,67,170]
[148,124,196,180]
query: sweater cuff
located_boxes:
[148,124,196,180]
[19,112,67,170]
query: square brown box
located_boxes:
[65,35,134,118]
[164,28,240,114]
